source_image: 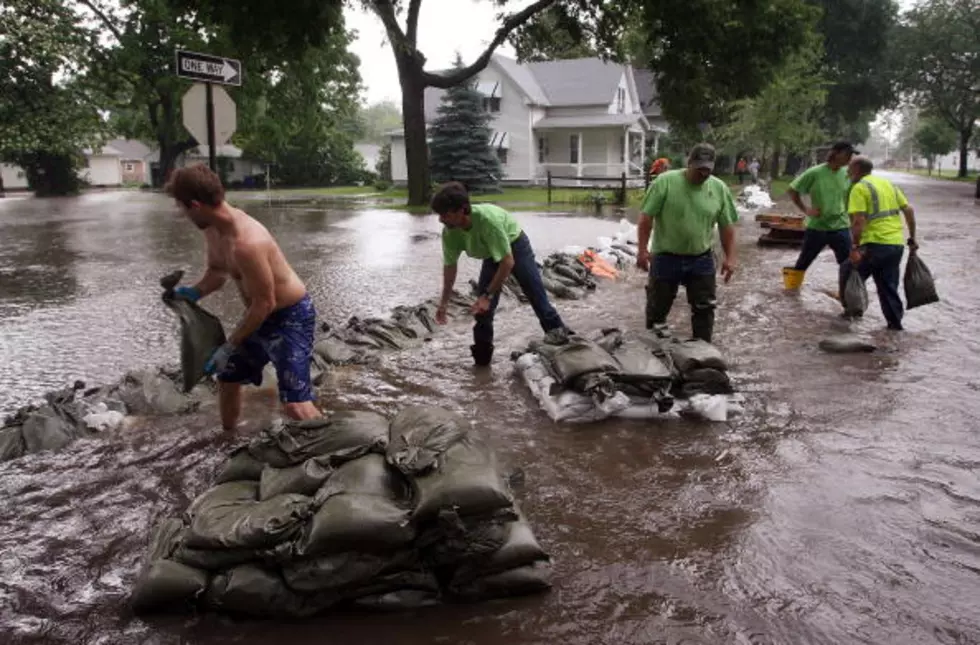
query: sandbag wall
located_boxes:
[513,329,737,423]
[131,406,551,617]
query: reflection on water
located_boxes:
[2,177,980,645]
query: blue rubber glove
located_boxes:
[204,342,234,375]
[173,286,202,302]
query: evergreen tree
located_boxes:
[428,56,502,194]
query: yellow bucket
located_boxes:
[782,267,805,290]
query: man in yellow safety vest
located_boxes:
[842,156,919,330]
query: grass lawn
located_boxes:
[896,168,978,183]
[244,175,791,210]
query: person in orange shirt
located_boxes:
[649,157,670,178]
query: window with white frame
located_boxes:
[496,148,508,164]
[569,134,579,164]
[617,87,625,113]
[124,162,135,172]
[537,137,548,163]
[619,135,625,163]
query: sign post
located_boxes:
[175,49,242,172]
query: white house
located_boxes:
[354,142,383,173]
[388,55,668,186]
[178,145,265,184]
[0,164,29,191]
[80,144,124,187]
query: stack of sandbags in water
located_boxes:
[0,368,200,463]
[131,406,551,618]
[512,329,736,423]
[312,290,479,371]
[539,253,598,300]
[387,406,551,601]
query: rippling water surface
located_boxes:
[0,176,977,645]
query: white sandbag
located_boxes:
[82,402,126,432]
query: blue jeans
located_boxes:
[646,251,717,342]
[840,243,905,329]
[474,232,565,345]
[794,228,852,270]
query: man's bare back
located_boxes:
[204,206,307,311]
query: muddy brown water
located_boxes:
[0,174,978,645]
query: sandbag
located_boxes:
[599,330,673,384]
[0,426,25,461]
[185,481,312,550]
[313,337,361,365]
[160,270,227,393]
[667,339,727,374]
[411,434,514,523]
[529,336,620,387]
[259,456,335,500]
[446,561,553,602]
[387,406,470,475]
[247,411,389,468]
[115,369,198,415]
[818,334,876,354]
[447,515,549,586]
[215,447,266,483]
[281,549,423,593]
[131,518,209,613]
[415,508,518,569]
[679,368,733,396]
[19,408,74,453]
[842,268,868,318]
[206,564,332,617]
[297,455,414,557]
[904,252,939,310]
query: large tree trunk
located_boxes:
[399,66,431,207]
[958,128,971,179]
[770,146,782,179]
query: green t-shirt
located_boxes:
[639,170,739,255]
[442,203,522,265]
[788,163,851,231]
[847,175,908,246]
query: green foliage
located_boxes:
[356,101,403,144]
[376,142,392,181]
[716,41,829,172]
[896,0,980,176]
[0,0,108,194]
[913,116,958,167]
[510,0,819,129]
[237,37,365,186]
[428,57,502,193]
[805,0,900,137]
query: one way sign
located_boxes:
[175,49,242,86]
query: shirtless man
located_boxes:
[164,164,321,430]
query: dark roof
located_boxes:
[525,57,625,106]
[632,69,661,117]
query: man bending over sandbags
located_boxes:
[431,182,571,366]
[164,165,321,430]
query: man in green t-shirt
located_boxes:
[637,143,739,343]
[788,142,858,296]
[432,182,568,366]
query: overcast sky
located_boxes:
[349,0,921,107]
[347,0,531,105]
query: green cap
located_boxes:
[688,143,716,170]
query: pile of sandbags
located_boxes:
[131,406,551,618]
[512,329,740,423]
[0,368,201,462]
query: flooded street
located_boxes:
[1,175,978,645]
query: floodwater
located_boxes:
[0,174,978,645]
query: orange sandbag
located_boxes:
[578,250,618,279]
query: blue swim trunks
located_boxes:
[217,294,317,403]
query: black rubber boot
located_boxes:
[470,342,494,367]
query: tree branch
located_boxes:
[422,0,557,88]
[406,0,423,44]
[76,0,124,43]
[369,0,407,50]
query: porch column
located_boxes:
[640,129,647,174]
[577,131,583,179]
[653,132,660,157]
[622,127,629,177]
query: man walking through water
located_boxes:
[786,141,857,300]
[842,155,918,330]
[165,164,321,430]
[432,181,569,366]
[637,143,739,343]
